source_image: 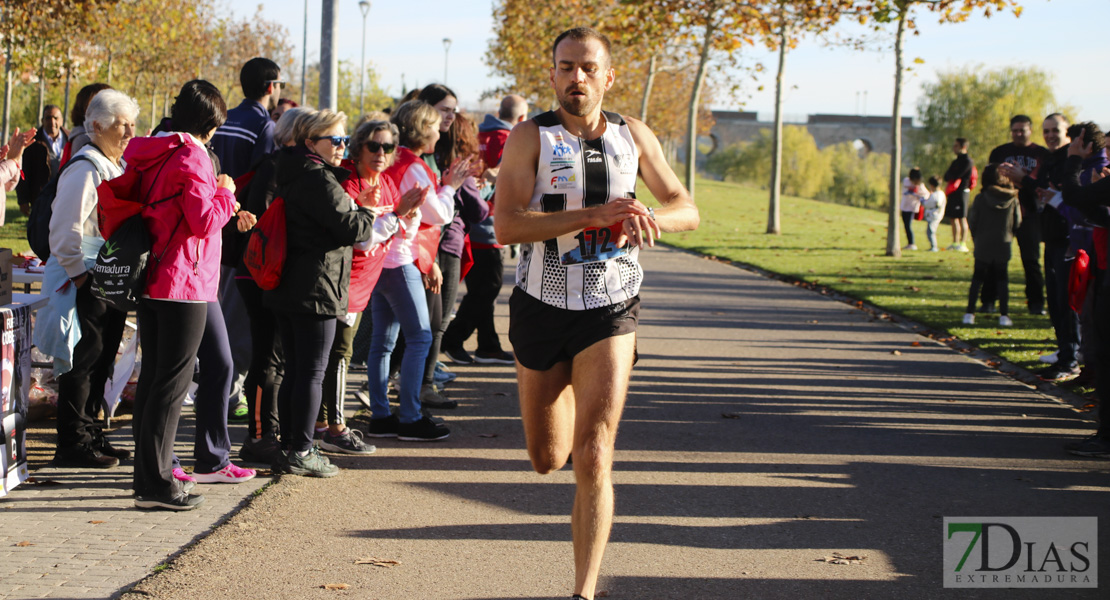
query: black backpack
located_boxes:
[27,154,106,261]
[89,147,184,312]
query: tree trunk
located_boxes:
[685,17,716,199]
[106,49,113,86]
[767,23,788,235]
[640,54,658,123]
[37,52,46,122]
[63,61,72,128]
[2,26,12,142]
[150,86,157,133]
[886,9,907,258]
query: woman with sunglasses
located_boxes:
[366,100,468,441]
[316,119,424,453]
[264,109,376,477]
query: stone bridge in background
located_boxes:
[707,110,919,157]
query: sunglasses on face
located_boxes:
[365,141,396,154]
[266,80,286,90]
[312,135,348,147]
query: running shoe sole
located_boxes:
[472,355,515,365]
[134,495,205,511]
[319,439,377,455]
[397,432,451,442]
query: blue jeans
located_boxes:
[369,263,432,424]
[925,220,940,250]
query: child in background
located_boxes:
[900,167,928,250]
[922,176,947,252]
[962,164,1022,327]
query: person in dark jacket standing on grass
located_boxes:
[989,115,1048,315]
[943,137,973,251]
[264,109,376,478]
[962,164,1022,328]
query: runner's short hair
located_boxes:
[1010,115,1032,127]
[552,27,611,67]
[954,137,968,149]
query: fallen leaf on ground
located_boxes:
[494,392,509,396]
[24,477,61,486]
[818,552,867,565]
[721,412,742,419]
[905,286,921,292]
[910,341,921,347]
[14,541,33,547]
[322,583,351,590]
[478,434,498,438]
[355,558,401,567]
[89,520,105,525]
[891,350,902,355]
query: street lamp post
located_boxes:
[358,0,370,116]
[300,0,308,105]
[442,38,452,85]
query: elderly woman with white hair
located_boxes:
[34,88,139,469]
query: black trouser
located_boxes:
[319,312,361,426]
[56,279,127,449]
[901,210,916,246]
[236,278,283,440]
[424,251,460,385]
[1044,242,1080,368]
[276,312,335,453]
[444,247,505,353]
[967,258,1010,316]
[1016,216,1045,310]
[133,300,207,496]
[193,302,233,474]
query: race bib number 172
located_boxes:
[556,224,627,266]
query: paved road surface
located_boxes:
[2,246,1106,599]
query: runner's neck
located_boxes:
[555,108,608,140]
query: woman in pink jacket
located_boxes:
[0,128,35,226]
[128,80,238,511]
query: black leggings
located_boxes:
[133,300,207,496]
[276,312,336,452]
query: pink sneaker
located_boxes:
[172,467,196,483]
[192,463,257,484]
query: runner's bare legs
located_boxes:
[518,333,636,599]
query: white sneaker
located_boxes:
[962,313,975,325]
[1039,351,1058,364]
[903,244,918,251]
[999,315,1013,326]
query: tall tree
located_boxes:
[749,0,848,234]
[619,0,763,199]
[855,0,1023,257]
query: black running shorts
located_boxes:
[946,189,969,220]
[508,287,640,371]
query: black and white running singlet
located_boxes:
[516,111,642,311]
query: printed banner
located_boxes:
[1,304,33,497]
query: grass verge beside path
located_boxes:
[640,178,1082,393]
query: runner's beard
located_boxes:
[558,90,599,117]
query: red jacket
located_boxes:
[341,158,398,313]
[123,134,236,301]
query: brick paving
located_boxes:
[0,413,272,599]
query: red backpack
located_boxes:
[243,197,286,290]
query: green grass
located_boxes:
[3,191,31,254]
[640,178,1060,377]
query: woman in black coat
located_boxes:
[264,109,376,477]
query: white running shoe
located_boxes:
[999,315,1013,326]
[962,313,975,325]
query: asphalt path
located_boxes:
[120,245,1109,600]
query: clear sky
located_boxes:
[243,0,1109,124]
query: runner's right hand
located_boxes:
[590,197,649,228]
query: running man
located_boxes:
[494,27,699,600]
